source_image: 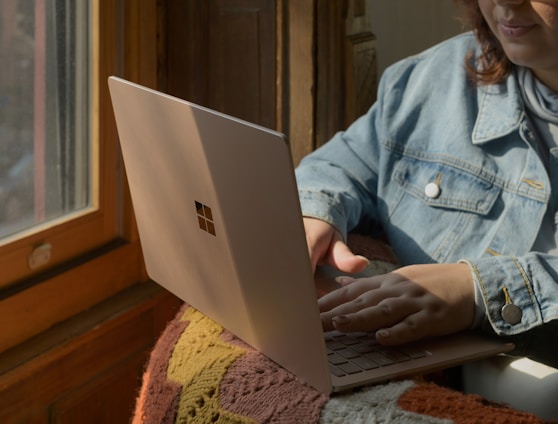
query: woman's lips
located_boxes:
[499,21,536,38]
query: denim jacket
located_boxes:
[295,32,558,357]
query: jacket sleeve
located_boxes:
[465,252,558,367]
[462,253,558,362]
[294,70,393,240]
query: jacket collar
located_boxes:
[472,69,526,145]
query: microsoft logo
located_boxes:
[195,201,216,236]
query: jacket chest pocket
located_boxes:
[387,156,502,263]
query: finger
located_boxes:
[375,310,432,346]
[317,278,380,313]
[328,236,370,274]
[306,236,327,273]
[335,275,356,286]
[303,218,344,272]
[319,287,375,331]
[328,296,420,334]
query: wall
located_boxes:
[368,0,465,77]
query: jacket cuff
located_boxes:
[460,256,543,336]
[298,189,349,240]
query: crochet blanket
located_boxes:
[132,237,548,423]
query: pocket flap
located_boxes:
[392,157,500,215]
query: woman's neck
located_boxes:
[532,68,558,94]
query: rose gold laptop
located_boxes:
[108,76,514,394]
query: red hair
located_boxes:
[456,0,512,85]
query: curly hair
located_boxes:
[456,0,513,85]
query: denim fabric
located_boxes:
[295,32,558,340]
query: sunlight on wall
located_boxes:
[368,0,463,76]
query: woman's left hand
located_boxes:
[318,263,475,346]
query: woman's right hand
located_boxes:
[303,217,370,274]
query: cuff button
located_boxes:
[501,304,522,325]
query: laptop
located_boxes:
[108,76,514,394]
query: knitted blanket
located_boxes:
[132,237,548,423]
[133,305,547,424]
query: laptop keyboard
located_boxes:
[325,330,429,377]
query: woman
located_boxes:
[295,0,558,366]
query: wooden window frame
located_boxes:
[0,0,160,353]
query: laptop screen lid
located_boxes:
[108,76,332,393]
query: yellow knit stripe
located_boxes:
[167,307,256,423]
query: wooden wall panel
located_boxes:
[50,353,146,424]
[164,0,376,164]
[315,0,376,149]
[286,0,315,165]
[166,0,277,129]
[0,283,181,423]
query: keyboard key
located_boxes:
[327,340,346,350]
[328,353,348,365]
[337,336,361,346]
[329,364,347,377]
[401,347,429,359]
[352,342,377,354]
[349,332,370,338]
[326,330,346,339]
[336,348,361,359]
[350,356,380,370]
[382,350,411,363]
[337,362,363,375]
[364,351,395,366]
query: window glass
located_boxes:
[0,1,91,240]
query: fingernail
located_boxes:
[332,315,351,326]
[376,329,390,339]
[335,276,354,284]
[356,255,370,265]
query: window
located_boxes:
[0,0,155,353]
[0,1,92,243]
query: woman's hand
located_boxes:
[303,217,369,273]
[318,263,475,345]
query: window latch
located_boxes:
[28,243,52,270]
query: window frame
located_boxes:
[0,0,160,353]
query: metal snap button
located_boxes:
[424,182,441,199]
[501,304,522,325]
